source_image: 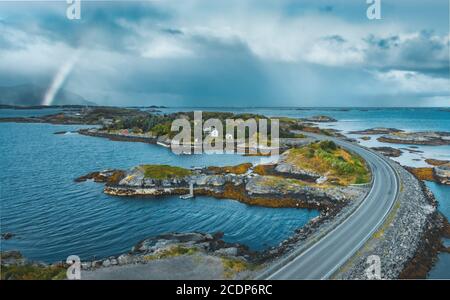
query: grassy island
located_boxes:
[139,165,192,179]
[285,141,370,185]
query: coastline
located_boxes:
[0,109,450,277]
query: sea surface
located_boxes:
[161,106,450,278]
[1,107,449,278]
[0,120,317,263]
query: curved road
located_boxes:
[264,134,400,279]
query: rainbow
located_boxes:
[42,49,82,106]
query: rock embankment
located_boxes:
[334,162,445,279]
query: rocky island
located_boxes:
[378,131,450,146]
[371,146,403,158]
[76,141,371,213]
[301,115,337,123]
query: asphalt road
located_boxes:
[265,134,400,279]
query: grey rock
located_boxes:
[102,259,111,267]
[215,247,239,256]
[117,254,131,265]
[81,262,92,270]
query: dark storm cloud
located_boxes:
[365,30,450,78]
[0,0,448,106]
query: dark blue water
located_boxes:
[0,108,62,118]
[1,107,449,279]
[0,122,318,263]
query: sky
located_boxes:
[0,0,449,107]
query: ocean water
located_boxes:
[1,107,449,278]
[161,106,450,278]
[0,108,62,118]
[0,121,318,263]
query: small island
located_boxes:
[378,131,450,146]
[76,141,371,213]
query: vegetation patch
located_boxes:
[258,176,310,190]
[207,163,252,175]
[143,245,198,261]
[253,164,275,176]
[425,159,449,166]
[285,141,370,185]
[405,167,435,181]
[221,257,250,279]
[139,165,192,179]
[1,264,66,280]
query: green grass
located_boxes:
[207,163,252,175]
[143,245,198,261]
[1,264,67,280]
[258,176,311,189]
[221,258,250,279]
[286,141,371,185]
[139,165,192,179]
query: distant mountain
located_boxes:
[0,84,95,106]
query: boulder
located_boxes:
[102,259,111,267]
[215,247,239,256]
[81,261,92,270]
[117,254,131,265]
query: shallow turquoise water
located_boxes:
[0,122,318,262]
[425,182,450,279]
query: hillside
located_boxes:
[0,84,95,106]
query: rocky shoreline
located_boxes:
[334,162,447,279]
[78,128,159,144]
[76,145,369,213]
[1,232,258,280]
[399,182,450,279]
[80,232,256,279]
